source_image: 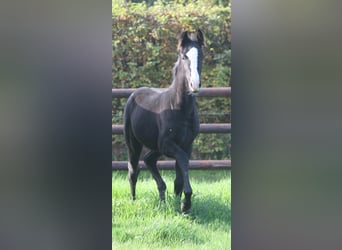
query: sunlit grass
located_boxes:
[112,170,231,250]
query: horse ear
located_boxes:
[197,29,204,46]
[178,30,191,50]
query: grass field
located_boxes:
[112,169,231,250]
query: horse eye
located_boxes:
[182,55,188,60]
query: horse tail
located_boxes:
[123,95,133,146]
[123,94,142,166]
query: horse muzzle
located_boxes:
[189,80,201,94]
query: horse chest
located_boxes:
[160,115,198,146]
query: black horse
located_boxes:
[123,30,204,212]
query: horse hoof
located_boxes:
[181,201,191,213]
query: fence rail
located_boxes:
[113,160,231,170]
[112,87,231,170]
[112,123,231,134]
[112,87,231,98]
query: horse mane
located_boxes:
[172,59,179,81]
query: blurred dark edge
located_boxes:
[2,0,342,249]
[233,0,342,249]
[0,0,112,250]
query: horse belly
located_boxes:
[131,110,159,151]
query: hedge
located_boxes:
[112,0,231,161]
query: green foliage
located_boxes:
[112,0,231,160]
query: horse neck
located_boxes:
[169,72,195,112]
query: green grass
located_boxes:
[112,170,231,250]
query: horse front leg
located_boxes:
[174,162,184,197]
[161,142,192,212]
[177,157,192,213]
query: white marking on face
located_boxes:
[186,47,200,92]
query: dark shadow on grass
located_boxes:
[156,191,231,228]
[190,194,231,227]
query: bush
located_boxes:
[112,0,231,160]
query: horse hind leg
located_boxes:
[127,143,142,200]
[143,151,166,201]
[124,128,142,200]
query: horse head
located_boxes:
[177,30,204,94]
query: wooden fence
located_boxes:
[112,87,231,170]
